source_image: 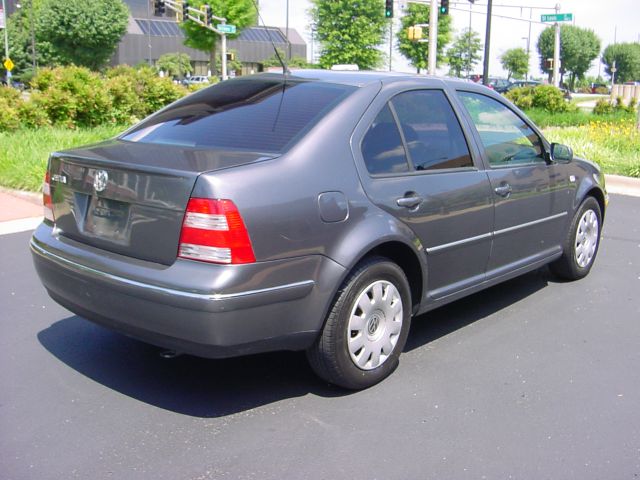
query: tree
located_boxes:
[397,3,452,73]
[537,25,600,90]
[180,0,255,77]
[34,0,129,70]
[1,0,62,78]
[261,49,315,69]
[446,28,482,78]
[311,0,388,70]
[156,53,193,78]
[500,47,529,80]
[602,43,640,84]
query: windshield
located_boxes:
[121,78,356,153]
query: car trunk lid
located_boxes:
[48,139,275,265]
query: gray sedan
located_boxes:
[31,71,606,389]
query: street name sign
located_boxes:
[541,13,573,22]
[216,24,236,34]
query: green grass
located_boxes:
[0,125,126,191]
[524,107,635,128]
[542,120,640,178]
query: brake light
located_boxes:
[43,171,55,222]
[178,198,256,264]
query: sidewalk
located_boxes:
[1,175,639,235]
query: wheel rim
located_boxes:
[347,280,403,371]
[574,209,599,268]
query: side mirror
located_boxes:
[550,143,573,163]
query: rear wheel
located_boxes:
[550,196,602,280]
[306,257,412,390]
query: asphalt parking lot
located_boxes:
[1,193,639,480]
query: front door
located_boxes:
[457,91,567,277]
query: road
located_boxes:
[1,194,639,480]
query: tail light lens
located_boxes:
[178,198,256,264]
[43,171,55,222]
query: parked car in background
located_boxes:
[487,77,512,93]
[505,80,542,92]
[31,71,607,390]
[622,81,640,86]
[590,82,611,94]
[182,75,210,86]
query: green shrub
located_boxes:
[506,85,571,113]
[0,85,22,102]
[0,98,21,132]
[593,98,614,115]
[627,97,637,113]
[532,85,572,113]
[505,86,535,109]
[17,100,51,128]
[31,66,113,127]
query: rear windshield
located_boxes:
[120,78,356,153]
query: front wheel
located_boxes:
[550,196,602,280]
[306,257,412,390]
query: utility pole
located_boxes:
[428,0,437,75]
[552,2,560,87]
[482,0,492,85]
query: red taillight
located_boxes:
[178,198,256,264]
[43,171,55,222]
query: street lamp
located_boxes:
[522,36,529,81]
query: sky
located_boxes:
[257,0,640,79]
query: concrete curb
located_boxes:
[605,174,640,198]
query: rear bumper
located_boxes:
[31,223,345,358]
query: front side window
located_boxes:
[390,90,473,170]
[457,91,545,167]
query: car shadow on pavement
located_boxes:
[405,267,550,351]
[37,267,551,418]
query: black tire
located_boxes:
[306,256,412,390]
[550,196,602,280]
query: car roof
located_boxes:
[243,69,481,90]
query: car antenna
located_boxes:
[250,0,290,76]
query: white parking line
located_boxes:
[0,217,43,236]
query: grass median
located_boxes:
[1,117,639,193]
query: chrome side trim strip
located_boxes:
[30,239,315,302]
[425,232,493,254]
[426,212,568,254]
[493,212,567,237]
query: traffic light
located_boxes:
[439,0,449,15]
[384,0,393,18]
[204,5,212,26]
[153,0,165,16]
[182,1,189,22]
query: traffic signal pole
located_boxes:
[552,2,560,87]
[154,0,229,80]
[428,0,437,75]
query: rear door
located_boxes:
[354,86,494,299]
[456,91,567,277]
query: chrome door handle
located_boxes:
[396,195,423,208]
[494,184,512,197]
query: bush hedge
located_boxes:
[505,85,575,113]
[0,65,189,132]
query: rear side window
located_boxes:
[121,79,356,153]
[361,105,410,174]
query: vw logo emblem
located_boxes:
[367,315,380,335]
[93,170,108,193]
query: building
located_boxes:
[115,0,307,76]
